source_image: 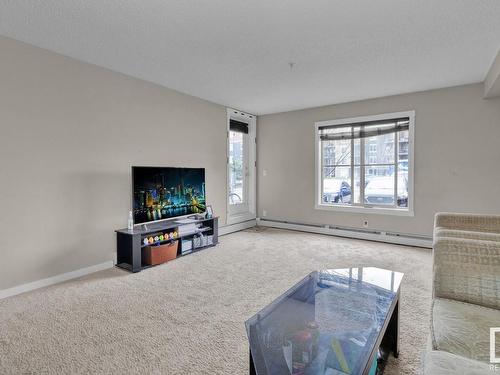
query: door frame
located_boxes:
[226,108,257,225]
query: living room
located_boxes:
[1,2,499,374]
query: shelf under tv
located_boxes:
[115,216,218,272]
[139,227,212,248]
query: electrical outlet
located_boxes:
[262,210,267,217]
[363,219,369,228]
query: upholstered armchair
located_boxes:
[423,213,500,374]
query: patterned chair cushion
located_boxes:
[432,298,500,363]
[433,237,500,310]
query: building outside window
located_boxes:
[315,111,414,215]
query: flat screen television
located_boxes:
[132,166,206,225]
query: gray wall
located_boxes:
[258,83,500,237]
[485,50,500,98]
[0,36,227,290]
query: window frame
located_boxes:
[314,111,415,216]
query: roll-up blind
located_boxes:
[230,119,249,134]
[319,117,409,141]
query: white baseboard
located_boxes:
[257,218,432,248]
[0,261,114,300]
[219,219,257,236]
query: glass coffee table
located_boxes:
[245,268,403,375]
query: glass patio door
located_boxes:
[228,122,249,214]
[227,110,256,224]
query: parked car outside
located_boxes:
[398,160,409,171]
[364,175,408,207]
[323,178,351,204]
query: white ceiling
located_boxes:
[1,1,500,115]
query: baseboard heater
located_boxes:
[257,218,432,248]
[219,219,257,236]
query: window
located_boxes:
[315,111,414,215]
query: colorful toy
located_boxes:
[169,232,174,239]
[173,231,178,238]
[154,236,159,242]
[143,238,149,246]
[159,235,164,241]
[148,237,154,244]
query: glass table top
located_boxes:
[245,267,403,375]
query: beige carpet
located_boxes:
[0,228,432,374]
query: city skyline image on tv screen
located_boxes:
[132,167,206,224]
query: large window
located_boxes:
[315,111,414,215]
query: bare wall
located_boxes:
[0,36,227,290]
[257,83,500,237]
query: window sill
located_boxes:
[315,203,414,217]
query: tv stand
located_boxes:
[115,216,218,272]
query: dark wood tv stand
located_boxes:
[115,216,218,272]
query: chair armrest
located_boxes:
[433,236,500,309]
[434,228,500,242]
[434,212,500,233]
